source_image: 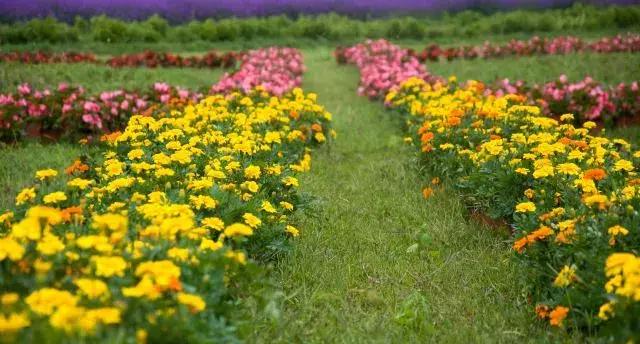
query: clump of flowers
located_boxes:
[336,39,441,99]
[412,33,640,62]
[0,84,334,341]
[212,47,304,96]
[106,50,240,69]
[488,75,640,125]
[386,76,640,339]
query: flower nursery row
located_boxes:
[0,47,303,142]
[0,50,241,69]
[409,33,640,62]
[337,40,640,125]
[386,77,639,340]
[0,44,334,340]
[340,39,639,338]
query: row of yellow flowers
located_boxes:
[0,87,334,342]
[386,77,638,340]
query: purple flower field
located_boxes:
[1,0,636,21]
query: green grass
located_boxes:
[0,63,225,93]
[0,34,634,341]
[0,28,636,54]
[427,52,640,84]
[229,47,577,342]
[0,142,82,210]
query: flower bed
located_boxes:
[411,34,640,62]
[338,40,640,125]
[335,39,440,99]
[385,77,639,340]
[0,82,203,141]
[0,85,334,341]
[105,50,240,69]
[1,50,241,69]
[0,51,98,64]
[489,76,640,125]
[212,47,304,96]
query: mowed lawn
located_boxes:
[0,36,636,341]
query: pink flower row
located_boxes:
[412,33,640,62]
[211,47,304,96]
[337,39,441,99]
[0,47,306,141]
[488,76,640,124]
[0,82,203,141]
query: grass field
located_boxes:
[0,32,636,341]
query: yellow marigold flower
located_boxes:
[240,181,259,193]
[598,302,615,320]
[1,293,19,306]
[92,213,128,233]
[583,121,597,129]
[549,306,569,327]
[608,225,629,246]
[0,313,30,333]
[87,307,121,325]
[67,178,93,190]
[515,167,529,175]
[36,234,65,255]
[0,237,25,261]
[35,168,58,181]
[556,163,581,175]
[583,194,608,209]
[122,277,160,300]
[285,225,300,237]
[202,217,225,231]
[553,265,577,288]
[515,202,536,213]
[244,165,261,179]
[75,278,109,299]
[127,149,145,160]
[26,288,78,315]
[43,191,67,204]
[282,176,299,187]
[224,223,254,237]
[280,201,294,211]
[225,250,247,265]
[261,200,277,213]
[137,329,148,344]
[559,114,574,122]
[614,159,634,172]
[243,213,262,228]
[167,247,190,262]
[177,292,206,313]
[533,165,554,179]
[200,238,223,251]
[189,195,217,210]
[15,187,36,205]
[170,149,192,165]
[92,256,127,277]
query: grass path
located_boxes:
[237,48,570,343]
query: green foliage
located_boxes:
[1,4,639,44]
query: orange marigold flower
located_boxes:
[420,132,434,143]
[549,306,569,327]
[446,116,461,126]
[100,131,122,143]
[422,187,434,199]
[65,160,89,175]
[311,123,323,132]
[513,237,528,254]
[60,206,83,223]
[583,168,606,181]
